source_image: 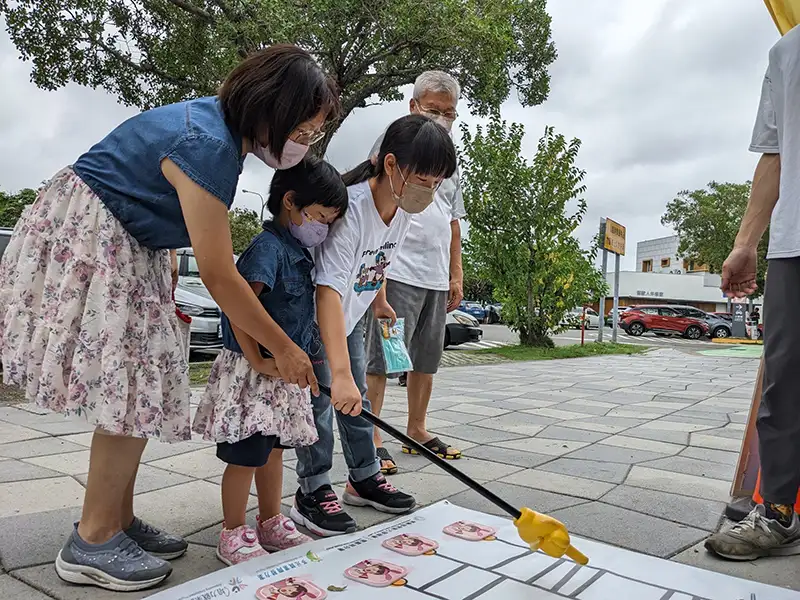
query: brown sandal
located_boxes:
[402,437,462,460]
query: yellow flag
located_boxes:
[765,0,800,34]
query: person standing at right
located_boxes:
[705,19,800,560]
[364,71,466,474]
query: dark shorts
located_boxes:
[216,434,290,468]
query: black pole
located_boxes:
[318,384,522,520]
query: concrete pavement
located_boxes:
[0,347,789,599]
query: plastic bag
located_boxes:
[380,318,413,374]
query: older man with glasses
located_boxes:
[364,71,466,474]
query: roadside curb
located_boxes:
[712,337,762,345]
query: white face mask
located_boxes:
[429,114,454,132]
[253,139,309,170]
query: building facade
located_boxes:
[636,235,708,274]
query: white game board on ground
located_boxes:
[148,501,800,600]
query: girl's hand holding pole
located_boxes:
[330,375,362,416]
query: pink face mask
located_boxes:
[253,139,309,170]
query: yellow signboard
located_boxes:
[603,218,626,256]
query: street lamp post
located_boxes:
[242,189,266,221]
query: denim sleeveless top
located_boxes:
[222,222,316,356]
[73,96,245,249]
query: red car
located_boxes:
[620,305,710,340]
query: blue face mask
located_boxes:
[289,212,329,248]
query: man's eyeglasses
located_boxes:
[419,106,458,122]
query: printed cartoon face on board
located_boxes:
[255,577,327,600]
[343,559,409,588]
[382,533,439,556]
[443,521,497,542]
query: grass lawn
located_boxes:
[474,342,649,361]
[188,361,214,386]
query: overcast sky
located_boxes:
[0,0,779,270]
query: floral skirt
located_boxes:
[192,349,318,447]
[0,168,191,441]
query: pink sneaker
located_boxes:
[217,525,269,566]
[257,514,313,552]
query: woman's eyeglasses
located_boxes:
[293,128,326,146]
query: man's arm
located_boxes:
[735,153,780,249]
[721,153,780,297]
[447,220,464,312]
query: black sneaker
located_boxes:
[290,485,357,537]
[343,473,416,514]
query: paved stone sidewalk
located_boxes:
[0,348,789,599]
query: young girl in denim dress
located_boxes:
[192,158,348,565]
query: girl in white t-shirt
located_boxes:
[290,115,456,536]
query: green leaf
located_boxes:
[0,0,556,155]
[327,585,347,592]
[306,550,322,562]
[0,188,37,228]
[459,118,606,347]
[228,208,262,254]
[661,181,766,292]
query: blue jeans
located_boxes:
[295,318,380,494]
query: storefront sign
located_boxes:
[636,290,664,298]
[603,218,626,256]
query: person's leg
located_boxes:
[255,449,284,521]
[365,281,423,472]
[57,431,173,590]
[121,462,140,530]
[706,257,800,560]
[404,289,460,458]
[292,334,358,536]
[221,465,256,529]
[340,318,416,514]
[216,435,270,566]
[78,431,148,543]
[254,447,313,551]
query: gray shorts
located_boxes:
[365,280,448,375]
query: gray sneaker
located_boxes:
[705,504,800,561]
[55,525,172,591]
[125,517,188,560]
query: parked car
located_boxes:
[0,227,12,260]
[445,310,482,348]
[713,312,763,339]
[668,305,732,339]
[560,307,600,329]
[619,305,710,340]
[175,248,224,353]
[458,300,487,323]
[485,303,503,324]
[604,306,631,327]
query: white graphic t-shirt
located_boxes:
[369,133,466,291]
[315,181,412,336]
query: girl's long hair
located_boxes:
[342,114,456,186]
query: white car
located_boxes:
[175,248,226,353]
[560,307,600,329]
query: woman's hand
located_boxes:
[274,342,319,396]
[331,375,362,416]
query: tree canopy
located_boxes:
[460,119,606,347]
[661,181,767,292]
[2,0,557,154]
[228,207,262,254]
[0,188,37,228]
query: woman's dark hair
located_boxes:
[219,44,340,161]
[265,157,348,221]
[342,114,456,186]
